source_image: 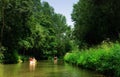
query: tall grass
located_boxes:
[64,42,120,77]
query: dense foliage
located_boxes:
[64,42,120,77]
[72,0,120,47]
[0,0,72,63]
[64,0,120,76]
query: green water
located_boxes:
[0,61,105,77]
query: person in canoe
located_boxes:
[29,57,37,64]
[54,56,58,64]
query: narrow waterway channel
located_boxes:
[0,61,105,77]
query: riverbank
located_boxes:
[64,42,120,77]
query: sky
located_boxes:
[41,0,78,28]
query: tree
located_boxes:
[0,0,9,46]
[72,0,120,47]
[2,0,33,48]
[0,0,34,63]
[0,0,72,62]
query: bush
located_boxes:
[64,52,80,64]
[0,46,6,63]
[3,50,19,64]
[64,42,120,77]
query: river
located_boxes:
[0,60,105,77]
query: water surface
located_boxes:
[0,61,105,77]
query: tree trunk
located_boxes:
[0,5,5,46]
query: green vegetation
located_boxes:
[0,0,120,76]
[72,0,120,47]
[64,42,120,77]
[0,0,72,63]
[64,0,120,76]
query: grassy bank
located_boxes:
[64,42,120,77]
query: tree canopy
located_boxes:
[72,0,120,47]
[0,0,72,63]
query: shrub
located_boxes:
[64,42,120,77]
[0,46,6,63]
[3,50,19,64]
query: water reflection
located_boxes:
[0,61,106,77]
[29,62,36,71]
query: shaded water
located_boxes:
[0,61,105,77]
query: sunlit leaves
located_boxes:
[1,0,72,61]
